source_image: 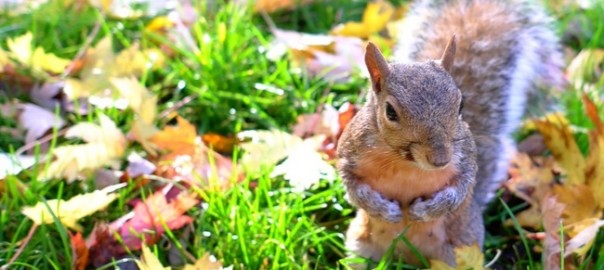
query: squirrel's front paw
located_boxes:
[355,184,403,223]
[408,187,461,222]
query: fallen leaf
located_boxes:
[202,133,238,154]
[429,243,487,270]
[0,153,37,179]
[109,189,198,250]
[111,77,160,154]
[532,114,586,185]
[582,94,604,209]
[271,135,336,191]
[150,116,197,156]
[18,103,65,146]
[183,253,231,270]
[6,32,70,75]
[553,184,599,225]
[136,245,171,270]
[541,196,565,270]
[71,232,89,270]
[126,152,156,178]
[39,114,127,182]
[21,183,124,230]
[566,49,604,86]
[238,129,305,175]
[330,1,394,38]
[565,218,604,257]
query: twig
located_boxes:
[0,224,39,270]
[61,20,102,78]
[157,93,200,119]
[15,128,68,156]
[484,249,502,268]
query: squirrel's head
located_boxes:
[364,36,465,171]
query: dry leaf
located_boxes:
[553,184,599,224]
[111,77,160,154]
[18,103,65,146]
[238,129,305,175]
[202,133,238,154]
[21,184,124,230]
[0,153,36,179]
[541,196,565,270]
[109,190,198,250]
[183,253,232,270]
[39,114,127,182]
[71,232,89,270]
[582,94,604,208]
[565,218,604,257]
[330,1,394,38]
[429,243,487,270]
[136,245,171,270]
[532,115,586,185]
[6,32,70,75]
[566,49,604,86]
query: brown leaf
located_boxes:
[70,232,89,270]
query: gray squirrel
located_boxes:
[337,0,563,266]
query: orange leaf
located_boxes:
[149,116,197,155]
[70,232,89,270]
[553,184,599,224]
[202,133,237,154]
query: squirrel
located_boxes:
[337,0,563,266]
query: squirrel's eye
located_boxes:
[459,97,464,115]
[385,102,398,121]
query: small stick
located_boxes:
[0,224,39,270]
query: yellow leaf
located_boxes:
[429,260,455,270]
[553,184,599,225]
[111,77,159,154]
[331,0,394,38]
[183,253,226,270]
[31,47,70,74]
[532,115,586,185]
[7,32,33,64]
[145,16,173,32]
[566,49,604,85]
[0,49,10,71]
[21,184,122,230]
[5,32,70,74]
[455,244,487,270]
[583,94,604,208]
[429,244,487,270]
[136,245,171,270]
[39,114,127,182]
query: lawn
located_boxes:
[1,0,604,269]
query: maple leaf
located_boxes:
[136,245,171,270]
[532,114,586,185]
[64,36,165,107]
[582,94,604,209]
[70,232,89,270]
[39,114,127,182]
[429,244,488,270]
[252,0,314,13]
[5,32,70,75]
[238,129,306,175]
[330,1,395,38]
[151,116,242,190]
[183,253,232,270]
[109,189,198,250]
[111,77,160,154]
[21,183,124,230]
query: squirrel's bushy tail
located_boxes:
[393,0,564,208]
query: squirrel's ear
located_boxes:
[365,42,390,93]
[439,35,457,73]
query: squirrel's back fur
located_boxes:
[394,0,564,206]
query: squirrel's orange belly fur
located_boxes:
[347,148,458,264]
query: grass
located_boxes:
[1,0,604,269]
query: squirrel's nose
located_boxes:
[426,147,451,168]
